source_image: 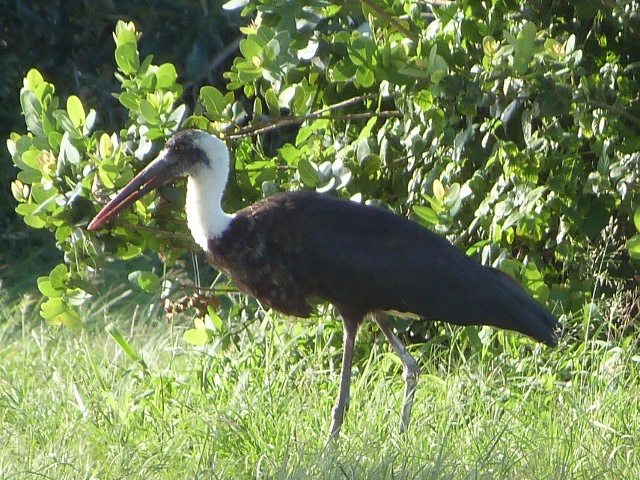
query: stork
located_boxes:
[88,129,560,438]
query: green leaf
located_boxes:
[53,110,82,138]
[128,270,160,293]
[16,203,38,217]
[360,154,382,176]
[118,92,139,111]
[156,63,177,88]
[332,60,357,82]
[183,328,214,346]
[415,90,433,110]
[57,309,82,330]
[513,23,537,74]
[240,38,263,62]
[463,326,483,350]
[433,179,445,200]
[356,138,371,163]
[413,205,439,225]
[139,100,160,125]
[99,133,114,158]
[40,297,66,319]
[20,89,44,137]
[634,208,640,232]
[628,235,640,260]
[265,88,280,116]
[23,214,46,229]
[37,277,63,298]
[60,132,81,164]
[115,43,140,75]
[24,68,44,91]
[42,299,82,330]
[49,263,69,289]
[84,109,96,134]
[279,143,300,164]
[66,95,85,128]
[167,104,186,127]
[138,271,161,293]
[298,158,320,186]
[501,99,520,124]
[55,225,72,243]
[200,86,226,118]
[207,311,223,332]
[19,148,41,170]
[355,67,375,88]
[296,126,313,145]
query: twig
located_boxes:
[125,223,195,244]
[313,92,381,115]
[223,93,382,139]
[359,0,419,42]
[588,100,640,130]
[223,104,401,140]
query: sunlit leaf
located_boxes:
[183,328,214,346]
[413,205,439,225]
[627,235,640,260]
[67,95,85,128]
[513,22,537,74]
[200,86,226,117]
[223,0,249,10]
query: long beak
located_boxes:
[87,151,173,231]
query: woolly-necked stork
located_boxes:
[88,129,560,437]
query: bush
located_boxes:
[8,1,640,342]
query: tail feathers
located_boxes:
[487,267,561,347]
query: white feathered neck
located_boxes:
[184,134,234,251]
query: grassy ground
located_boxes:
[1,279,639,479]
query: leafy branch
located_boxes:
[224,93,400,140]
[588,100,640,130]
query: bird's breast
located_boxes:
[206,213,315,318]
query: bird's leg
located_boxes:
[373,312,420,433]
[328,320,359,439]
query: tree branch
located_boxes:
[588,100,640,130]
[223,93,400,140]
[224,111,401,139]
[359,0,419,42]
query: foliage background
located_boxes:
[0,0,243,285]
[1,1,640,478]
[2,0,640,337]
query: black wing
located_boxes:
[294,193,558,345]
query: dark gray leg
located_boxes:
[373,312,420,433]
[328,320,359,439]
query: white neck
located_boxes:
[184,138,234,251]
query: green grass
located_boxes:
[1,283,639,479]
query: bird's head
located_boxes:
[87,130,228,231]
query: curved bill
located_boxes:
[87,152,172,231]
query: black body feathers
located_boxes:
[208,191,559,346]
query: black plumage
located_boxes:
[210,191,557,346]
[88,130,561,438]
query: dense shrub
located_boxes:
[7,0,640,342]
